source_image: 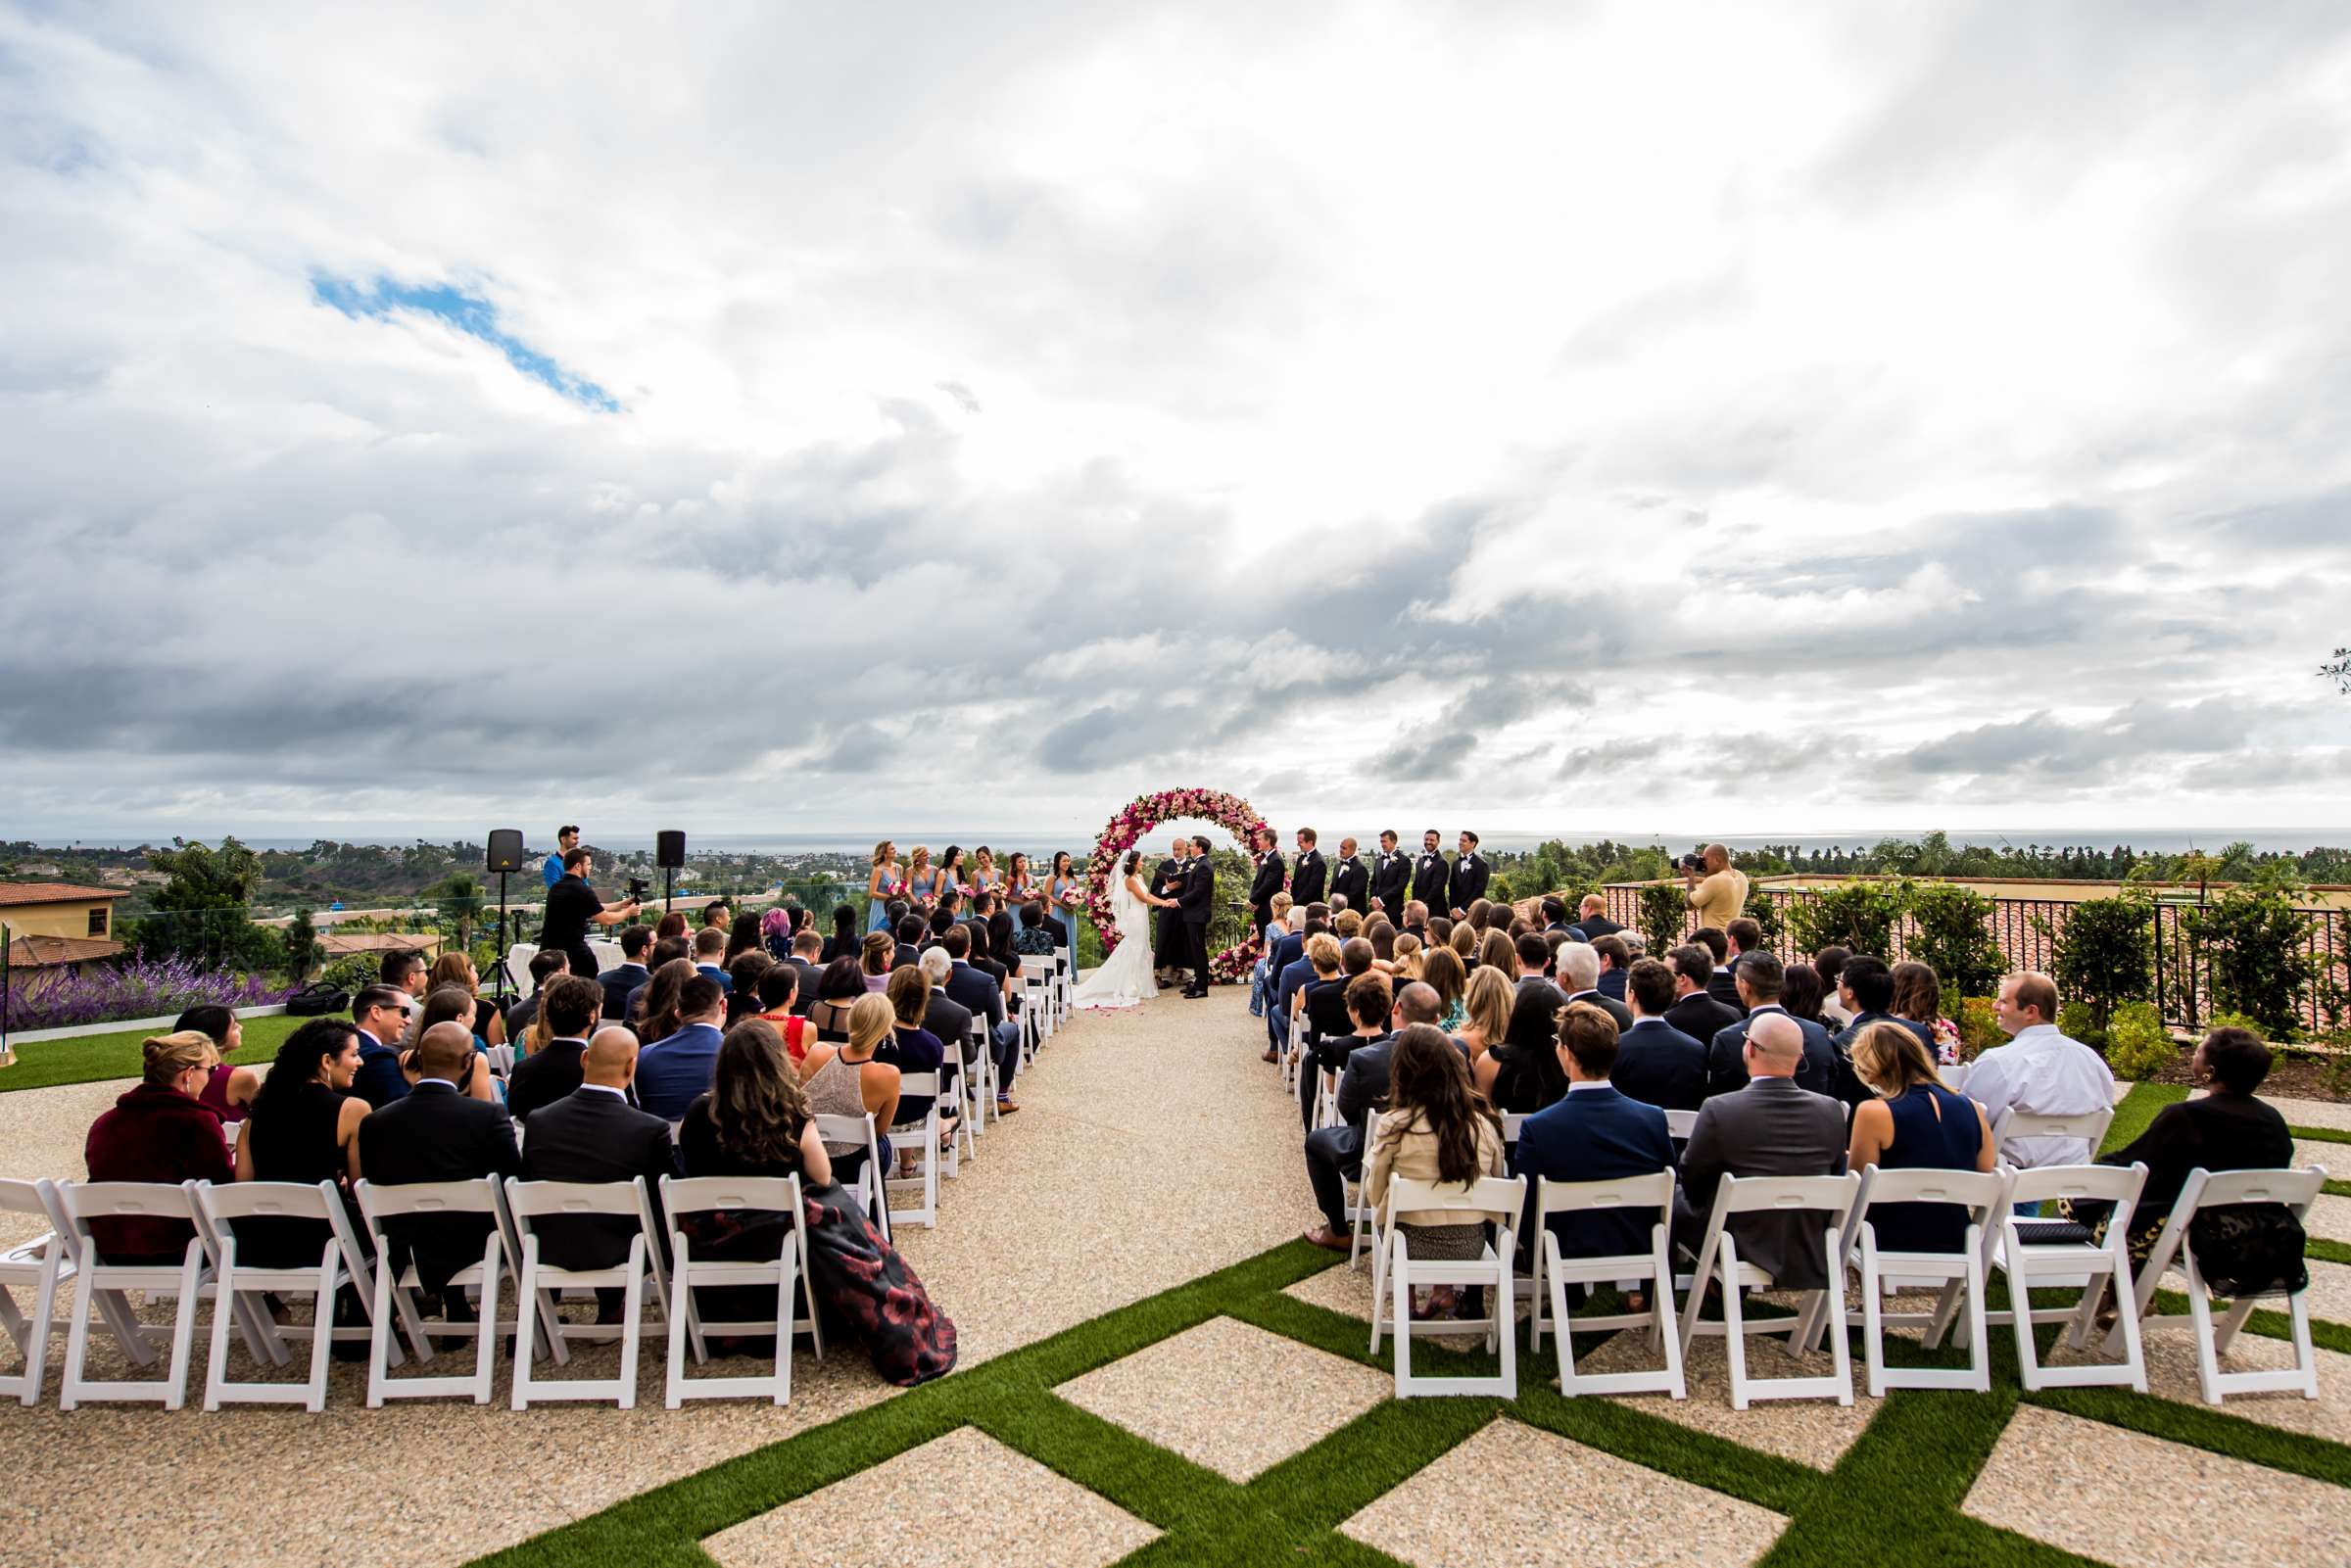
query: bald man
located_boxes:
[520,1026,679,1315]
[1683,843,1751,931]
[357,1022,522,1307]
[1673,1012,1847,1291]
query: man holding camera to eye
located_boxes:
[1682,843,1750,932]
[536,845,641,980]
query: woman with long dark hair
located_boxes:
[635,958,698,1046]
[725,912,763,967]
[825,903,862,965]
[1782,962,1828,1027]
[806,955,869,1042]
[234,1018,370,1265]
[406,985,497,1100]
[1364,1023,1507,1316]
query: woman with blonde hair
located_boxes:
[83,1031,232,1260]
[797,992,904,1201]
[905,846,938,910]
[1847,1020,1992,1255]
[1449,923,1478,966]
[867,840,902,932]
[1392,929,1425,981]
[1476,928,1516,977]
[1456,964,1512,1063]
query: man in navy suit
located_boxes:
[1369,831,1412,919]
[635,974,726,1120]
[1705,952,1840,1100]
[1513,1000,1676,1277]
[507,974,607,1122]
[1592,934,1632,1003]
[598,926,652,1022]
[519,1025,679,1319]
[350,985,413,1109]
[1612,959,1708,1112]
[357,1023,523,1310]
[1663,944,1743,1043]
[942,925,1022,1110]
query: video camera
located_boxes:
[622,875,651,905]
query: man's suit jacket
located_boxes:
[1178,855,1215,925]
[1411,850,1450,907]
[1561,988,1634,1034]
[944,960,1005,1031]
[1290,848,1327,907]
[1705,965,1748,1015]
[1516,1085,1676,1260]
[1610,1018,1708,1112]
[1323,1035,1397,1173]
[924,992,976,1063]
[1505,975,1568,1055]
[1597,967,1627,1002]
[784,956,823,1016]
[1248,850,1286,922]
[1328,854,1367,912]
[600,963,649,1022]
[1573,915,1625,940]
[357,1081,522,1293]
[1273,956,1317,1030]
[1268,928,1306,979]
[1448,852,1491,912]
[506,1037,588,1123]
[1705,1004,1841,1100]
[636,1022,723,1120]
[1664,991,1743,1046]
[1370,850,1412,915]
[1674,1076,1847,1291]
[518,1086,679,1270]
[352,1029,409,1110]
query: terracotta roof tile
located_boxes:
[0,882,125,907]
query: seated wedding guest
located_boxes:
[754,964,817,1063]
[1723,917,1764,987]
[1252,897,1299,1018]
[1890,960,1955,1055]
[231,1018,368,1271]
[1365,1024,1509,1316]
[506,947,567,1041]
[1515,1001,1676,1283]
[1391,930,1425,980]
[678,1020,956,1384]
[1367,920,1397,971]
[358,1022,523,1314]
[1814,946,1855,1026]
[1281,933,1346,1055]
[1968,971,2115,1169]
[918,948,976,1074]
[941,926,1022,1114]
[1502,931,1568,1054]
[882,966,951,1149]
[1424,913,1450,950]
[633,957,699,1045]
[1691,927,1743,1015]
[638,975,729,1121]
[701,900,733,935]
[1832,955,1933,1057]
[1782,962,1830,1029]
[428,952,506,1049]
[824,904,861,965]
[1556,941,1633,1032]
[175,1004,258,1124]
[1569,893,1624,941]
[1456,964,1512,1062]
[1265,921,1328,1061]
[1304,972,1393,1133]
[83,1031,232,1260]
[808,955,869,1042]
[406,986,498,1100]
[1612,959,1708,1113]
[784,930,826,1015]
[1707,952,1839,1100]
[761,907,794,961]
[797,992,904,1197]
[2079,1026,2297,1277]
[725,912,762,967]
[1474,959,1566,1114]
[1663,944,1742,1044]
[520,1025,679,1320]
[655,910,691,943]
[1300,982,1442,1249]
[599,926,652,1022]
[1592,934,1632,1002]
[1847,1021,1993,1255]
[385,950,430,1045]
[1672,1014,1847,1286]
[505,975,606,1122]
[1013,900,1059,959]
[893,913,927,972]
[1477,928,1517,979]
[1422,945,1468,1032]
[1540,896,1570,934]
[1449,923,1477,969]
[727,951,774,1027]
[1333,909,1366,942]
[694,927,733,993]
[351,985,413,1109]
[626,939,691,1026]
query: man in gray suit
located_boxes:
[1300,983,1443,1249]
[1673,1012,1847,1290]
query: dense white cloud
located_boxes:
[3,0,2349,841]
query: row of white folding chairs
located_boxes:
[0,1159,847,1412]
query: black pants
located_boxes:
[1183,921,1210,990]
[1305,1126,1359,1232]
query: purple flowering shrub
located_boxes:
[1,955,295,1031]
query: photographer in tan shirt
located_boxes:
[1683,843,1750,930]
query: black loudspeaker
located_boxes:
[485,830,526,874]
[655,830,687,869]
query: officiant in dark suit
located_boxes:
[1180,835,1217,997]
[1247,829,1286,942]
[1370,831,1411,917]
[1152,838,1190,982]
[1289,829,1327,907]
[1329,837,1368,912]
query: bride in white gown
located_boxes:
[1070,849,1167,1010]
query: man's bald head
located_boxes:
[1744,1012,1803,1076]
[1393,981,1442,1026]
[583,1025,641,1086]
[1704,843,1730,871]
[414,1022,476,1080]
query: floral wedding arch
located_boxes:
[1073,786,1270,982]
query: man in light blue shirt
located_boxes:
[543,825,580,889]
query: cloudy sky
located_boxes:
[4,1,2349,844]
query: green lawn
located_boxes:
[0,1013,306,1093]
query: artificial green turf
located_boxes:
[2294,1123,2351,1145]
[464,1077,2342,1567]
[0,1012,304,1092]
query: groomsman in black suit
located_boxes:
[1179,835,1217,997]
[1369,830,1412,917]
[1153,837,1190,983]
[1448,830,1491,917]
[1411,829,1450,909]
[1329,837,1368,912]
[1289,828,1327,907]
[1247,829,1287,941]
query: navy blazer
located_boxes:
[1514,1084,1676,1261]
[944,961,1005,1031]
[352,1028,409,1110]
[599,963,649,1022]
[1612,1018,1708,1112]
[1268,929,1306,977]
[1707,1004,1842,1100]
[636,1022,724,1120]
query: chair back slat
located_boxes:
[1537,1170,1674,1215]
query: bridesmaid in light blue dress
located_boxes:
[866,840,901,933]
[904,846,940,915]
[971,846,1002,908]
[1045,850,1083,953]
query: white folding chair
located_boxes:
[660,1173,822,1406]
[813,1112,890,1242]
[504,1176,674,1409]
[1528,1171,1685,1400]
[2110,1164,2327,1405]
[885,1073,943,1229]
[1347,1111,1385,1270]
[964,1024,995,1137]
[354,1176,515,1405]
[1310,1070,1341,1131]
[193,1178,390,1410]
[1983,1162,2148,1392]
[1828,1166,2008,1396]
[1052,947,1073,1024]
[1677,1172,1861,1409]
[0,1178,81,1405]
[485,1043,516,1077]
[1367,1173,1528,1399]
[1021,969,1052,1060]
[1991,1106,2115,1172]
[56,1180,216,1410]
[1663,1110,1700,1141]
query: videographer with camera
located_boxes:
[1681,843,1750,932]
[537,845,642,979]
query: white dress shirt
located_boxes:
[1962,1023,2115,1168]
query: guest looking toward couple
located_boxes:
[1672,1013,1846,1289]
[1364,1023,1508,1317]
[637,974,729,1121]
[1456,964,1512,1063]
[1662,944,1742,1044]
[1846,1021,1993,1255]
[1968,971,2115,1169]
[350,984,413,1109]
[1299,983,1443,1249]
[807,956,870,1042]
[519,1026,680,1319]
[506,974,607,1122]
[797,992,904,1197]
[408,985,498,1101]
[174,1004,258,1124]
[600,926,655,1022]
[358,1023,524,1309]
[82,1031,233,1261]
[825,904,862,965]
[753,964,816,1063]
[1706,952,1839,1100]
[1611,959,1707,1113]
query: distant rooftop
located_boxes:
[0,882,124,907]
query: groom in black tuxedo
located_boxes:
[1247,829,1286,941]
[1180,834,1216,997]
[1152,837,1189,984]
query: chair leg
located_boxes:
[1859,1240,1886,1400]
[1495,1244,1516,1399]
[1962,1245,1991,1394]
[1822,1229,1853,1407]
[615,1250,644,1411]
[366,1261,395,1408]
[1654,1238,1687,1401]
[2006,1262,2042,1391]
[23,1264,62,1405]
[163,1253,202,1411]
[774,1254,795,1406]
[1719,1247,1749,1411]
[1391,1239,1415,1397]
[304,1259,337,1412]
[472,1244,502,1405]
[203,1268,238,1412]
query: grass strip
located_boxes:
[2291,1123,2351,1145]
[0,1012,303,1092]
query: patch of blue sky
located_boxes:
[311,273,620,411]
